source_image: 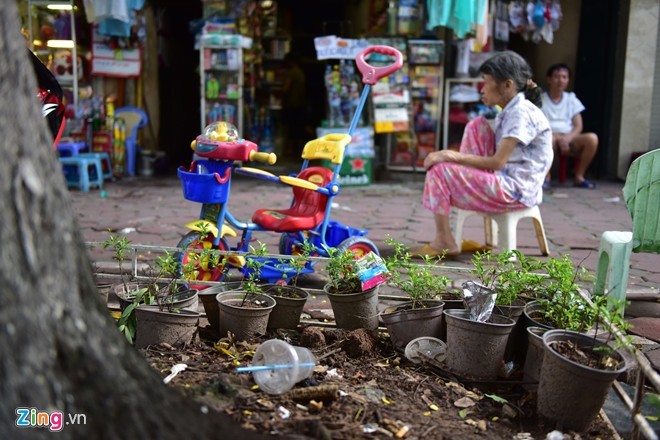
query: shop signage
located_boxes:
[91,30,141,78]
[314,35,370,60]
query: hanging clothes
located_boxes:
[426,0,488,38]
[95,0,145,37]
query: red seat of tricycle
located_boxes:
[252,167,334,232]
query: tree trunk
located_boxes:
[0,5,264,438]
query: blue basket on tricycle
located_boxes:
[178,160,232,204]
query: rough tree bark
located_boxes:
[0,4,264,438]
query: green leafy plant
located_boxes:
[102,231,131,289]
[103,232,192,344]
[535,254,595,331]
[275,239,314,289]
[239,241,270,306]
[384,236,449,309]
[469,250,546,306]
[324,245,362,294]
[180,222,225,284]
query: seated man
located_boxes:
[541,63,598,189]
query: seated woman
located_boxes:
[413,51,553,257]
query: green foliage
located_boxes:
[242,241,268,294]
[484,393,508,404]
[534,254,595,331]
[181,222,224,284]
[104,231,192,344]
[324,245,362,294]
[102,231,131,287]
[384,236,449,309]
[235,241,272,307]
[469,250,545,306]
[276,239,314,287]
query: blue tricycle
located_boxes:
[176,45,403,287]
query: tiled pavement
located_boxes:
[71,172,659,291]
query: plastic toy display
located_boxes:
[176,46,403,287]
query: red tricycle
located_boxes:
[176,45,403,287]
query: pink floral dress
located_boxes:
[424,93,552,216]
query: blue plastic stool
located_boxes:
[57,141,88,157]
[77,152,113,180]
[59,156,104,192]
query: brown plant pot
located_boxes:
[324,283,380,332]
[443,309,516,380]
[114,282,198,312]
[522,326,548,390]
[495,300,526,363]
[438,295,464,342]
[197,281,244,334]
[216,291,276,341]
[537,330,627,432]
[135,305,200,348]
[96,282,113,305]
[381,300,445,352]
[261,284,309,330]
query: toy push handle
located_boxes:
[355,45,404,85]
[249,150,277,165]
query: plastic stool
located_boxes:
[593,231,633,307]
[558,156,580,184]
[78,152,113,180]
[59,156,104,192]
[451,206,550,255]
[57,141,88,157]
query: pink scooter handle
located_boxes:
[355,45,404,85]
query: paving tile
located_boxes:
[68,176,660,294]
[627,317,660,342]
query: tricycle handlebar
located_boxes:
[249,151,277,165]
[355,45,404,86]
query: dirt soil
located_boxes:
[142,325,619,439]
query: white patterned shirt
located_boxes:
[494,92,553,207]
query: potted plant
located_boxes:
[522,254,595,331]
[215,242,276,340]
[470,250,547,363]
[469,250,544,318]
[380,237,448,351]
[322,246,380,332]
[179,222,233,335]
[537,297,629,431]
[103,233,199,346]
[264,240,314,330]
[132,251,200,348]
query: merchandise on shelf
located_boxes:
[323,59,363,128]
[199,43,244,133]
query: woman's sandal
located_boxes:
[573,179,596,189]
[410,244,460,260]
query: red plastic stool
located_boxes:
[558,156,580,184]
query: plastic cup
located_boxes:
[250,339,316,395]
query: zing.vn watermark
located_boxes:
[15,408,86,432]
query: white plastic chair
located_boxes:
[451,205,550,255]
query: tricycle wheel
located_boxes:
[337,236,379,258]
[279,233,298,255]
[175,231,228,290]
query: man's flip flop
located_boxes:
[573,179,596,189]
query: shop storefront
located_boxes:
[19,0,656,182]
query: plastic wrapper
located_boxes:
[356,253,390,291]
[461,281,497,322]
